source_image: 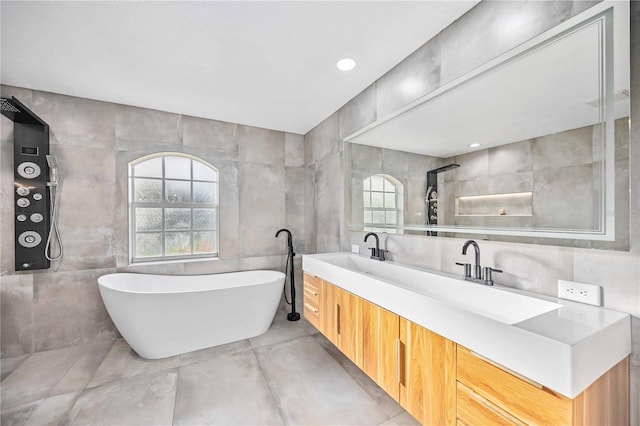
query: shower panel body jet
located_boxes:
[1,96,52,270]
[425,164,460,234]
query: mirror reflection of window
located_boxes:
[363,174,404,234]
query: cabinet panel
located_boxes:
[362,300,400,401]
[303,273,321,330]
[400,319,456,426]
[322,280,337,345]
[457,346,571,425]
[335,286,362,367]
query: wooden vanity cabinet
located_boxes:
[304,274,629,426]
[400,318,457,426]
[456,345,629,426]
[303,274,362,367]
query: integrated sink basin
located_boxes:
[306,252,561,325]
[302,252,631,398]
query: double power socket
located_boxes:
[558,279,602,306]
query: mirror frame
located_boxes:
[344,1,627,242]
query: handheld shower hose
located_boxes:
[45,155,63,262]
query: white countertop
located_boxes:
[302,252,631,398]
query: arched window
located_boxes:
[128,152,219,263]
[363,174,404,234]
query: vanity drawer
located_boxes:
[457,346,572,425]
[457,382,520,426]
[303,273,322,329]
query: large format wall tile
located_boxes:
[284,132,305,167]
[32,91,115,149]
[307,113,340,164]
[285,166,306,253]
[116,104,183,151]
[239,162,286,257]
[339,83,377,138]
[0,275,34,357]
[182,115,238,159]
[238,125,285,166]
[376,37,441,119]
[32,269,117,351]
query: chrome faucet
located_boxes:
[364,232,385,261]
[456,240,502,285]
[461,239,482,279]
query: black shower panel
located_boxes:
[426,164,460,228]
[1,97,51,271]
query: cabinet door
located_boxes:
[362,300,400,401]
[334,286,363,367]
[400,318,456,426]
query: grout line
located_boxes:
[170,367,180,426]
[252,348,288,426]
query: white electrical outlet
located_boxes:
[558,279,602,306]
[351,244,360,254]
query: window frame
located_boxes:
[363,173,404,234]
[128,152,219,264]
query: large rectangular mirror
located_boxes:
[344,1,630,249]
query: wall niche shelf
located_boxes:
[455,191,533,217]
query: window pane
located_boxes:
[193,182,216,204]
[194,231,216,254]
[383,179,396,192]
[373,211,385,224]
[371,192,384,208]
[136,233,162,257]
[371,175,384,191]
[364,210,372,223]
[193,161,217,182]
[386,211,397,224]
[134,178,162,202]
[363,192,371,208]
[385,193,396,208]
[165,232,191,256]
[135,208,162,231]
[165,180,191,203]
[194,208,216,230]
[165,156,191,180]
[165,208,191,230]
[134,158,162,178]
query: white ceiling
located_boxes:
[0,1,479,135]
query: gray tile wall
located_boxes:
[0,86,306,357]
[304,1,639,423]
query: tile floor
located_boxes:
[0,307,420,425]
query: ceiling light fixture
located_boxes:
[337,58,356,71]
[469,143,481,148]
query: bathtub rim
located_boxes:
[98,270,286,295]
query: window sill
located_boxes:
[128,256,219,267]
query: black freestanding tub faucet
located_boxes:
[275,228,300,321]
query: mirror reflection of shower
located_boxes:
[426,164,460,234]
[45,155,63,261]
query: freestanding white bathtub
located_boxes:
[97,270,284,359]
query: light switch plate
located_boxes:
[351,244,360,254]
[558,279,602,306]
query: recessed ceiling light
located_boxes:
[337,58,356,71]
[469,143,481,148]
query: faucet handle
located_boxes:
[483,267,502,286]
[455,262,472,278]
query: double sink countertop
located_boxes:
[302,252,631,399]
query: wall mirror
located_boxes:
[344,1,630,249]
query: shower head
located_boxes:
[0,96,48,126]
[427,164,460,175]
[1,98,21,114]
